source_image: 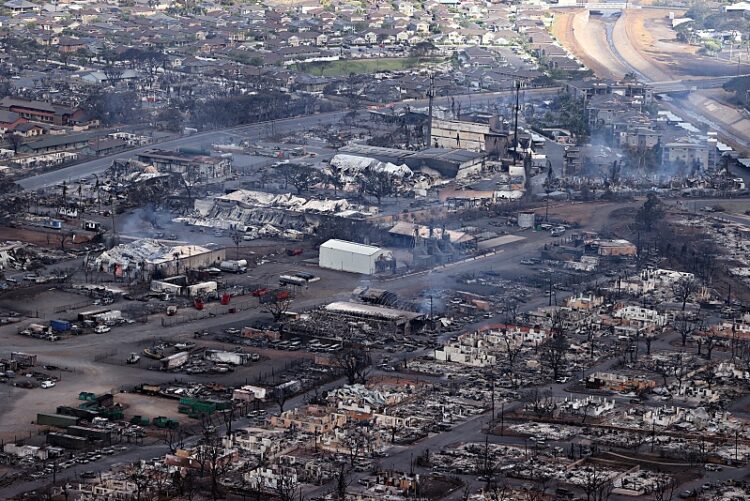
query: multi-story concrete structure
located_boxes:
[137,149,232,183]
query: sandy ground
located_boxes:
[0,358,110,441]
[555,6,750,152]
[0,340,318,441]
[558,7,750,81]
[0,289,89,318]
[552,10,628,80]
[529,202,622,227]
[611,9,673,82]
[116,393,185,422]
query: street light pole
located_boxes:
[513,80,520,166]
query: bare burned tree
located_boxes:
[272,384,293,413]
[58,229,76,251]
[476,435,499,491]
[103,64,123,86]
[275,470,300,501]
[736,340,750,374]
[523,466,551,501]
[702,332,719,360]
[5,132,23,154]
[222,403,237,437]
[278,163,320,195]
[334,346,372,385]
[163,426,185,453]
[325,168,345,196]
[485,479,513,501]
[672,313,696,347]
[497,328,522,388]
[541,333,568,381]
[195,433,231,501]
[359,169,395,204]
[262,297,293,322]
[128,463,153,501]
[635,193,664,232]
[653,353,690,394]
[672,276,698,311]
[333,463,351,501]
[653,475,676,501]
[500,299,519,324]
[523,388,556,419]
[231,230,242,259]
[344,424,372,466]
[576,465,614,501]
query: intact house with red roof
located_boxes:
[0,96,88,127]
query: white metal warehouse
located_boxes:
[319,239,385,275]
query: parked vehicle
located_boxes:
[219,260,248,273]
[550,226,566,237]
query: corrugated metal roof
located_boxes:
[324,301,423,321]
[388,221,475,244]
[320,239,382,256]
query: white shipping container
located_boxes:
[319,239,385,275]
[161,351,189,370]
[93,310,122,322]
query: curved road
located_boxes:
[606,11,750,153]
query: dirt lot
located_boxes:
[116,393,185,423]
[0,288,88,318]
[532,201,626,227]
[0,226,93,249]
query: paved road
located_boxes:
[0,199,631,498]
[600,15,750,156]
[15,88,561,192]
[16,112,347,192]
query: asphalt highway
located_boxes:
[15,88,561,192]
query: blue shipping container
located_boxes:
[50,319,71,332]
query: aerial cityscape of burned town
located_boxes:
[5,0,750,500]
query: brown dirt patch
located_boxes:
[0,227,93,248]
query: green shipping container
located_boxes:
[37,413,78,428]
[130,416,150,426]
[101,407,124,420]
[153,416,179,429]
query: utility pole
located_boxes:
[500,402,505,436]
[110,195,117,247]
[427,73,434,148]
[513,79,520,165]
[490,373,495,423]
[735,430,739,462]
[548,272,554,306]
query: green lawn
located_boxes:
[293,57,434,76]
